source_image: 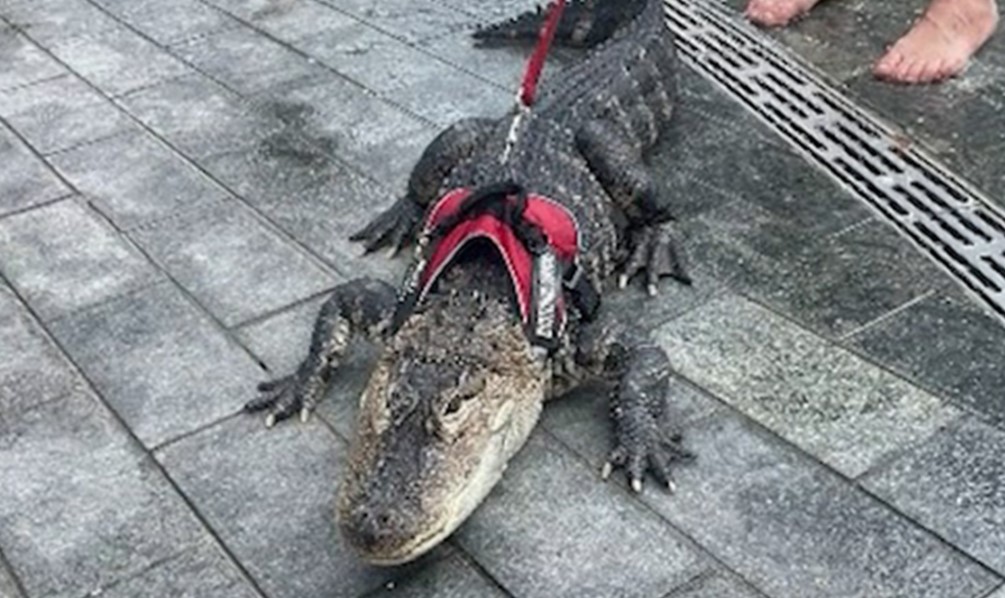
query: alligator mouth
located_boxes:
[352,519,453,566]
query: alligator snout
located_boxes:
[337,497,438,565]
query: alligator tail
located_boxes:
[472,0,648,49]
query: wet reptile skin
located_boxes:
[246,0,694,566]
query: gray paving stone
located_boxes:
[667,572,764,598]
[675,200,829,299]
[418,28,531,89]
[0,283,84,414]
[129,200,337,326]
[0,74,134,155]
[317,0,473,44]
[0,25,65,91]
[0,199,160,320]
[249,0,360,45]
[848,286,1005,423]
[235,294,328,375]
[987,585,1005,598]
[0,554,23,598]
[253,75,434,190]
[49,282,265,448]
[760,220,950,338]
[117,73,284,160]
[363,552,506,598]
[155,414,435,598]
[49,130,229,229]
[98,540,260,598]
[0,392,207,598]
[295,25,509,126]
[455,431,708,598]
[551,410,998,598]
[93,0,237,46]
[48,25,190,96]
[1,0,120,45]
[655,294,958,478]
[200,140,408,281]
[0,124,70,216]
[861,417,1005,575]
[171,26,325,96]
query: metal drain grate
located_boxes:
[664,0,1005,323]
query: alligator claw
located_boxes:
[350,196,422,255]
[619,223,691,294]
[246,374,314,428]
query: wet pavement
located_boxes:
[0,0,1003,596]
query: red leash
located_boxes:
[518,0,568,107]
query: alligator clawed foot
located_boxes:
[602,422,694,494]
[350,196,423,255]
[245,374,317,428]
[619,223,691,295]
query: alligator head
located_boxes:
[336,266,548,565]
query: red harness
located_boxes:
[391,183,598,350]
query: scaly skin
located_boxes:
[247,0,693,566]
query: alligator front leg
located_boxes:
[351,117,497,255]
[245,278,396,427]
[576,120,690,293]
[575,321,694,493]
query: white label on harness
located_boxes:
[535,251,559,340]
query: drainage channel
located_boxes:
[664,0,1005,324]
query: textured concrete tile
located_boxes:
[455,432,707,598]
[556,410,997,598]
[49,130,228,229]
[99,540,259,598]
[862,417,1005,575]
[0,200,159,320]
[235,295,329,375]
[418,28,530,89]
[987,585,1005,598]
[93,0,237,45]
[656,294,959,478]
[201,140,408,281]
[248,0,357,43]
[48,26,190,96]
[155,415,431,598]
[0,284,83,413]
[0,125,69,216]
[296,25,508,126]
[1,0,120,44]
[118,73,283,160]
[252,75,434,190]
[675,200,821,295]
[848,286,1005,423]
[668,572,764,598]
[0,393,206,598]
[0,75,133,154]
[0,558,21,598]
[49,282,265,448]
[760,220,949,338]
[171,27,324,96]
[365,552,506,598]
[319,0,473,44]
[130,201,337,326]
[0,26,65,91]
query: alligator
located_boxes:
[246,0,693,566]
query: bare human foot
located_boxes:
[744,0,826,27]
[874,0,999,83]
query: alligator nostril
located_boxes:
[378,513,390,526]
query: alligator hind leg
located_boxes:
[576,119,690,292]
[575,322,695,493]
[351,117,496,255]
[246,278,396,427]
